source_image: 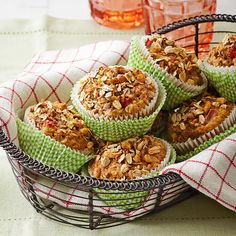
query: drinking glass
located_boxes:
[143,0,216,54]
[89,0,144,29]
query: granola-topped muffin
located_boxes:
[128,34,208,110]
[71,65,166,142]
[145,35,203,86]
[206,34,236,67]
[200,34,236,102]
[76,66,158,119]
[24,101,95,154]
[89,135,172,180]
[167,94,236,154]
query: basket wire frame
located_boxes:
[1,14,236,230]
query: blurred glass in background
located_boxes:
[89,0,144,29]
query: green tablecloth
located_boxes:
[0,16,236,236]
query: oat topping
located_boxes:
[28,101,95,153]
[168,94,234,143]
[89,136,167,180]
[78,66,157,119]
[145,34,203,86]
[206,34,236,67]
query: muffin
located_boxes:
[200,34,236,102]
[89,135,173,180]
[71,65,166,142]
[167,94,236,154]
[87,135,175,209]
[17,101,96,173]
[146,35,203,86]
[128,34,208,110]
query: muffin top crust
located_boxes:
[206,34,236,67]
[145,34,203,86]
[77,66,157,119]
[89,135,168,180]
[27,101,95,153]
[167,94,234,143]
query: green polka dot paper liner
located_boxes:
[176,123,236,162]
[128,36,208,110]
[71,75,166,142]
[200,60,236,102]
[82,146,176,210]
[16,118,93,173]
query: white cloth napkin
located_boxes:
[0,40,235,218]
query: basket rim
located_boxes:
[156,14,236,34]
[0,127,181,190]
[1,13,236,191]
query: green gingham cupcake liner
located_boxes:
[173,105,236,155]
[82,146,176,210]
[176,123,236,162]
[17,118,93,173]
[71,72,166,142]
[128,36,208,110]
[200,60,236,102]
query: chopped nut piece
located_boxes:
[203,101,211,113]
[176,113,182,122]
[148,146,160,155]
[220,104,227,109]
[121,164,129,173]
[193,109,204,116]
[118,154,126,163]
[137,140,146,151]
[179,122,186,130]
[112,100,122,110]
[101,157,110,167]
[126,153,133,164]
[171,113,177,123]
[133,153,141,163]
[143,154,154,163]
[199,115,205,124]
[212,102,220,107]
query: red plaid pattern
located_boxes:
[0,40,235,217]
[162,136,236,212]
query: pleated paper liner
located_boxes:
[71,71,166,142]
[173,105,236,154]
[176,123,236,162]
[17,119,93,173]
[200,60,236,102]
[82,142,176,210]
[128,36,208,110]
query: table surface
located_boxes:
[0,1,236,236]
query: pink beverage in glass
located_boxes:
[143,0,216,55]
[89,0,144,29]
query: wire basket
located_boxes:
[1,14,236,230]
